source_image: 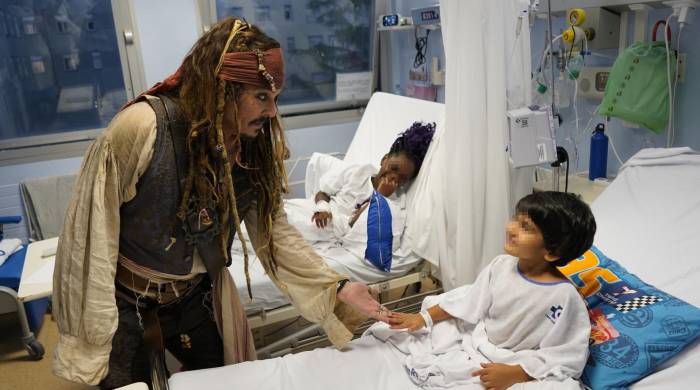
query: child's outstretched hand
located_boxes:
[387,312,425,331]
[471,363,531,390]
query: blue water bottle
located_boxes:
[589,123,609,180]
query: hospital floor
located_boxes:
[0,312,96,390]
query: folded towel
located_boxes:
[0,238,23,267]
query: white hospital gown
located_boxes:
[317,164,407,260]
[368,255,590,389]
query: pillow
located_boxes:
[557,246,700,389]
[304,152,348,198]
[364,191,394,272]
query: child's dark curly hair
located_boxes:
[388,121,436,178]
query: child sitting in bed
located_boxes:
[386,191,596,390]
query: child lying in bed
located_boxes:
[384,192,596,390]
[307,122,435,270]
[312,121,435,230]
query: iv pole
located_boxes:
[546,0,561,191]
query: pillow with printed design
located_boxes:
[557,246,700,389]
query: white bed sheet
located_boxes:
[589,148,700,389]
[170,332,583,390]
[170,336,420,390]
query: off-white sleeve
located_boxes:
[437,258,497,324]
[517,288,591,381]
[52,102,156,385]
[244,201,366,348]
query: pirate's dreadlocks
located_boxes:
[175,18,288,296]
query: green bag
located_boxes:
[599,41,676,134]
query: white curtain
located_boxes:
[409,0,533,290]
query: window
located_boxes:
[87,20,96,31]
[31,56,45,74]
[225,6,244,18]
[22,16,36,35]
[10,17,22,38]
[213,0,373,108]
[254,6,270,22]
[21,58,30,78]
[92,51,103,69]
[63,53,79,71]
[12,17,21,37]
[56,20,68,33]
[305,7,321,23]
[0,0,127,142]
[311,71,332,84]
[307,35,322,47]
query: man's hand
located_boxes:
[387,312,425,331]
[471,363,532,390]
[312,211,332,228]
[336,281,391,323]
[376,176,399,197]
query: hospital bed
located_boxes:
[230,92,446,352]
[170,148,700,389]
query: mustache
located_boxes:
[249,117,270,126]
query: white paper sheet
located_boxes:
[335,72,371,101]
[22,258,55,286]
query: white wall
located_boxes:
[389,0,446,103]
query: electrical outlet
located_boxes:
[677,53,687,83]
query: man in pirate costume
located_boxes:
[52,18,389,389]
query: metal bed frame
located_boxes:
[246,261,434,330]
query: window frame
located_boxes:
[62,53,80,72]
[22,16,37,35]
[91,51,103,69]
[254,5,271,22]
[30,55,45,74]
[56,20,68,33]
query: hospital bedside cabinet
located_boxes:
[0,246,47,360]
